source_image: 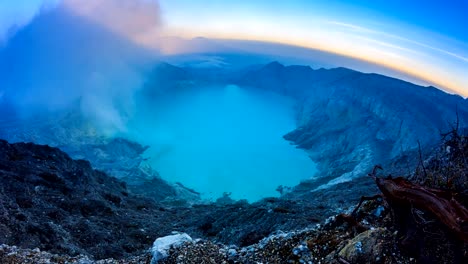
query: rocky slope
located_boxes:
[0,108,202,203]
[3,196,465,264]
[0,139,166,258]
[0,140,336,260]
[237,62,468,190]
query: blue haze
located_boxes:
[0,6,156,134]
[0,7,317,202]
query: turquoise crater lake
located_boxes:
[126,85,317,201]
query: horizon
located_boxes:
[0,0,467,96]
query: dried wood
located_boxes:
[371,168,468,241]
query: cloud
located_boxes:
[0,0,59,43]
[328,21,468,63]
[63,0,162,46]
[324,20,468,96]
[0,1,161,135]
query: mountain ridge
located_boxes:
[2,58,465,196]
[236,61,468,190]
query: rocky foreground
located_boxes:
[0,139,466,263]
[1,199,461,264]
[0,197,416,264]
[0,139,351,262]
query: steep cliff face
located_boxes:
[239,62,468,187]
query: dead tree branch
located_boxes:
[373,175,468,241]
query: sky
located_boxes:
[0,0,467,96]
[159,0,468,96]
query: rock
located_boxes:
[227,248,237,258]
[337,228,388,263]
[151,233,192,263]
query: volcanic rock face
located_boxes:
[238,62,468,189]
[0,139,158,258]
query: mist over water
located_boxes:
[0,4,317,202]
[126,85,317,201]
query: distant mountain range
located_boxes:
[2,59,468,198]
[1,3,467,203]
